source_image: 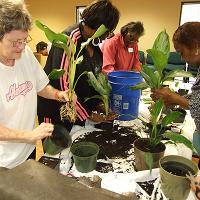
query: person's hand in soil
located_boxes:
[89,111,118,122]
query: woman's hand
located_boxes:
[151,87,189,109]
[190,175,200,199]
[26,123,53,143]
[55,90,69,102]
[151,87,177,107]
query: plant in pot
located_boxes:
[130,30,193,91]
[85,71,118,128]
[35,20,108,123]
[159,155,198,200]
[134,98,194,172]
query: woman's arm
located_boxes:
[37,84,69,102]
[151,87,189,109]
[0,123,53,143]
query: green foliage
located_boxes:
[145,99,194,171]
[144,152,153,174]
[48,69,65,80]
[130,30,193,91]
[86,72,111,115]
[35,20,108,122]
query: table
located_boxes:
[45,82,197,200]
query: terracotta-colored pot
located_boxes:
[134,138,165,171]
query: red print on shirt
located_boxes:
[6,81,33,102]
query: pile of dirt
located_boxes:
[73,124,140,160]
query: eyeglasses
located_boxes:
[7,35,32,47]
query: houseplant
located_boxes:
[35,20,108,123]
[131,30,193,91]
[134,98,194,172]
[85,71,118,122]
[86,71,111,116]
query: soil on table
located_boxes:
[134,138,165,153]
[73,124,140,159]
[136,178,164,200]
[72,122,165,199]
[38,156,61,169]
[161,161,195,177]
[137,178,156,196]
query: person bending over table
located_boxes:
[101,21,144,73]
[37,0,120,130]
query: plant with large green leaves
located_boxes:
[35,20,108,122]
[143,98,195,172]
[131,30,193,91]
[85,72,112,115]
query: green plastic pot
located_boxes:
[70,142,99,173]
[159,155,198,200]
[43,124,72,155]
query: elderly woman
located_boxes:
[102,21,144,73]
[0,0,69,168]
[37,0,120,129]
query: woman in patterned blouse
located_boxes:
[151,22,200,129]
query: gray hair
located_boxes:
[0,0,32,39]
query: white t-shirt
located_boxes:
[0,46,49,168]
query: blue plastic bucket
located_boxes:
[108,71,142,121]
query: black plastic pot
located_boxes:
[38,156,61,171]
[94,121,114,131]
[43,124,72,155]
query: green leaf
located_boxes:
[35,20,66,43]
[151,99,164,126]
[84,95,103,103]
[161,111,181,127]
[144,152,153,173]
[154,70,162,88]
[147,49,168,75]
[163,70,193,82]
[48,69,65,80]
[35,20,76,55]
[143,65,160,88]
[152,30,170,57]
[91,24,108,39]
[130,82,149,90]
[140,71,153,88]
[87,72,108,95]
[163,132,194,151]
[97,73,112,94]
[81,25,108,49]
[76,56,83,65]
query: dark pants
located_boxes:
[27,148,36,160]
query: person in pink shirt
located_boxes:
[102,21,144,73]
